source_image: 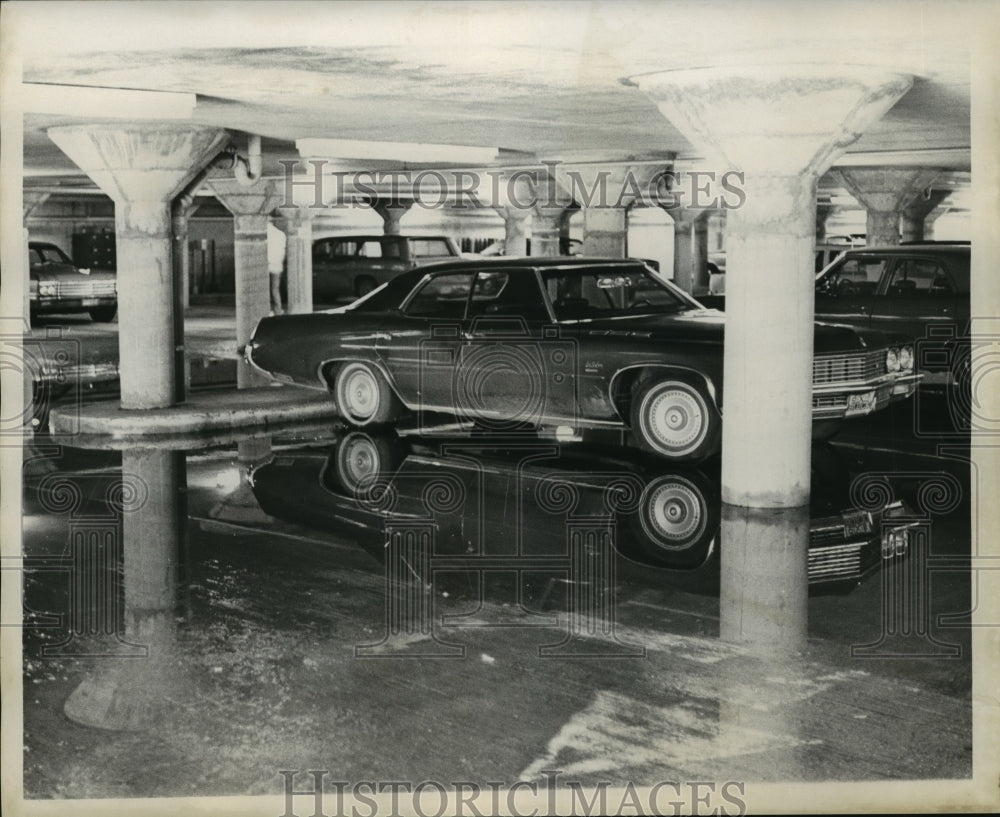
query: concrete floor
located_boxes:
[15,311,982,810]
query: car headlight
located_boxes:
[885,348,900,373]
[38,282,57,296]
[899,345,914,371]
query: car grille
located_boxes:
[812,350,884,384]
[808,541,865,582]
[57,279,116,298]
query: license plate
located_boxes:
[842,510,872,537]
[846,390,877,416]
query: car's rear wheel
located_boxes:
[630,377,719,461]
[88,305,117,322]
[331,430,403,496]
[334,362,402,426]
[626,472,718,568]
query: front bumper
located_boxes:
[30,295,116,314]
[812,372,921,420]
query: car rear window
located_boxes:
[884,258,957,296]
[403,272,474,318]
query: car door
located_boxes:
[814,253,889,330]
[376,270,476,413]
[868,255,962,342]
[460,268,575,426]
[311,237,353,302]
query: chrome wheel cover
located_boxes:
[340,366,379,421]
[640,479,706,549]
[640,385,707,455]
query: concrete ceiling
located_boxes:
[8,1,981,209]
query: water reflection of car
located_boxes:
[248,430,916,594]
[311,234,460,301]
[246,258,920,462]
[29,241,117,322]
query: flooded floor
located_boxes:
[19,392,973,801]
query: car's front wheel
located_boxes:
[334,362,402,426]
[630,377,720,461]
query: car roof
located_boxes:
[314,234,451,241]
[414,256,646,273]
[845,243,969,254]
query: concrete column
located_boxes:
[581,207,627,257]
[669,207,710,293]
[208,178,282,389]
[47,125,230,409]
[494,206,531,256]
[531,204,572,257]
[634,65,913,652]
[372,198,413,235]
[834,167,942,246]
[23,191,49,330]
[815,202,835,242]
[171,200,199,310]
[274,208,314,314]
[901,188,950,242]
[171,200,199,401]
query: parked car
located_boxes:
[311,234,460,301]
[248,429,916,592]
[814,242,970,385]
[245,257,920,462]
[28,241,117,322]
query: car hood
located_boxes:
[572,310,898,353]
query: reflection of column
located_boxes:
[717,655,807,778]
[37,471,149,658]
[720,504,809,654]
[63,450,187,730]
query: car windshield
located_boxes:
[541,266,695,321]
[30,245,72,265]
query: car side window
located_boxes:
[403,273,474,318]
[410,239,452,258]
[467,271,549,320]
[816,256,886,296]
[884,259,954,297]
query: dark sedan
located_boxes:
[29,241,117,322]
[246,258,920,462]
